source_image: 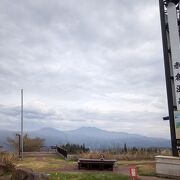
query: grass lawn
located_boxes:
[16,155,75,172]
[50,172,130,180]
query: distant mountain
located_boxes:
[0,127,170,150]
[30,127,68,145]
[64,127,170,149]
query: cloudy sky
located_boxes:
[0,0,171,138]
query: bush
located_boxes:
[0,152,17,172]
[69,151,114,161]
[68,147,171,161]
[61,143,89,154]
[7,134,45,152]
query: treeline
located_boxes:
[102,144,169,154]
[106,144,165,154]
[6,134,169,157]
[61,143,89,154]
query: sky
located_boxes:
[0,0,171,138]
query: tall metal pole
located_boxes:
[21,89,23,159]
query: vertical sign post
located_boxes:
[21,89,23,159]
[167,2,180,110]
[159,0,180,156]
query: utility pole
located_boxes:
[21,89,23,159]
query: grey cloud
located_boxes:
[0,0,170,138]
[0,104,169,138]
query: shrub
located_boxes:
[61,143,89,154]
[0,152,17,172]
[69,148,171,161]
[7,134,45,152]
[70,151,114,160]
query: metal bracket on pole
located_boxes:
[163,116,170,120]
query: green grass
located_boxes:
[50,172,130,180]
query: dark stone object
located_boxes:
[11,168,49,180]
[78,158,116,171]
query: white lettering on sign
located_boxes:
[131,169,136,176]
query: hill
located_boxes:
[30,127,170,149]
[0,127,170,150]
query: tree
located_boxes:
[123,143,127,153]
[7,134,44,152]
[61,143,89,154]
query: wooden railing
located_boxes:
[56,146,67,158]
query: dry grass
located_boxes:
[16,155,74,173]
[137,163,156,176]
[14,153,157,177]
[79,151,114,160]
[114,151,156,160]
[117,159,156,176]
[117,160,154,166]
[69,149,170,161]
[0,152,17,174]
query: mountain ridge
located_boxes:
[0,127,170,150]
